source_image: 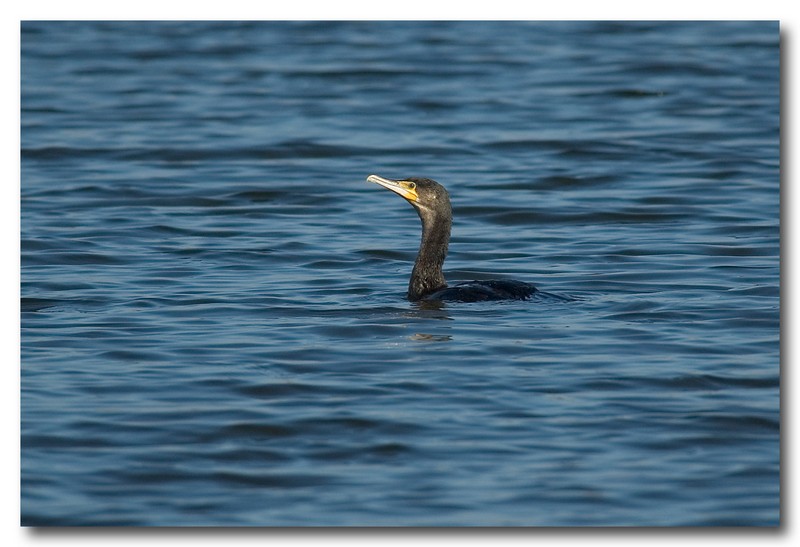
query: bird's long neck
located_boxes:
[408,209,450,301]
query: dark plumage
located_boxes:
[366,175,538,302]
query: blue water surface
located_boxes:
[21,21,780,526]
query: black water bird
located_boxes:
[367,174,538,302]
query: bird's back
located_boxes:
[422,280,537,302]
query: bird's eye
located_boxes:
[406,182,416,190]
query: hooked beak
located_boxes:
[367,174,419,203]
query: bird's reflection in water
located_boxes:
[410,333,453,342]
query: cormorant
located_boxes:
[367,174,538,302]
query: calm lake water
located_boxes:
[21,21,780,526]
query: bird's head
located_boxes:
[366,174,451,219]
